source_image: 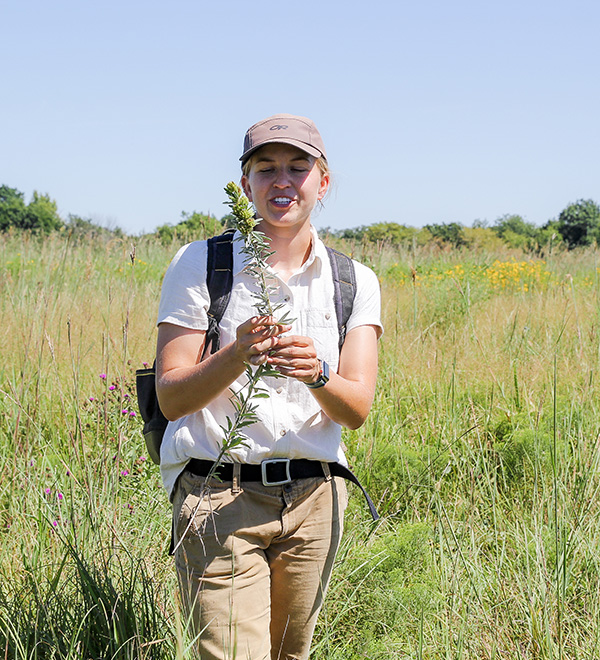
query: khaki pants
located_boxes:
[172,467,347,660]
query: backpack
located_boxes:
[136,230,357,465]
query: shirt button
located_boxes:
[325,312,331,320]
[280,429,286,437]
[284,295,290,302]
[276,387,284,394]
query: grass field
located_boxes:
[2,230,600,658]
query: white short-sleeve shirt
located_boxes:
[157,227,383,497]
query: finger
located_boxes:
[267,353,301,365]
[249,353,268,366]
[249,322,291,340]
[248,316,276,333]
[253,335,282,354]
[272,364,317,380]
[268,344,316,360]
[273,334,311,346]
[237,319,285,344]
[265,323,291,337]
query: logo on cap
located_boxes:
[269,125,288,131]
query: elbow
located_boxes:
[156,385,187,422]
[343,413,369,431]
[333,404,371,431]
[157,398,182,423]
[327,387,374,430]
[163,409,182,423]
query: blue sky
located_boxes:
[2,0,599,235]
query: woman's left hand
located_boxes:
[268,325,379,430]
[266,334,321,384]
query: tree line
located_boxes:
[2,184,599,252]
[327,199,600,252]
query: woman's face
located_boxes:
[241,143,329,235]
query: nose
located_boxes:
[273,170,291,188]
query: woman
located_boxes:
[156,113,382,660]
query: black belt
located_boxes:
[186,457,379,521]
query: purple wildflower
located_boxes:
[100,374,107,379]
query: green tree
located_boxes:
[333,225,368,241]
[536,221,564,253]
[65,214,117,242]
[0,185,26,231]
[556,199,600,249]
[492,214,540,252]
[156,211,224,245]
[221,213,237,230]
[424,222,468,248]
[0,186,63,233]
[364,222,419,245]
[22,191,63,232]
[463,225,504,251]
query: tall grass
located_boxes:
[2,231,600,658]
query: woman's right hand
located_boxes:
[234,316,291,366]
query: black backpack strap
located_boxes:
[326,247,357,351]
[203,230,235,358]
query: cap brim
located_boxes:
[240,137,323,163]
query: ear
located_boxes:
[317,172,330,200]
[241,175,252,201]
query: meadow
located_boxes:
[2,229,600,659]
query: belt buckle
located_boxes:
[261,458,292,487]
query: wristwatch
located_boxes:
[306,359,330,389]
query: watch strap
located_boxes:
[306,360,330,389]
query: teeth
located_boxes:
[273,197,292,204]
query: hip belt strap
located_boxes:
[185,458,379,521]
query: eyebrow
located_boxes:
[255,155,311,164]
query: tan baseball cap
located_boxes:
[240,113,327,164]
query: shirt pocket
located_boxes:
[297,308,340,369]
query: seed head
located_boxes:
[224,182,256,236]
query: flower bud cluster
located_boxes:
[224,182,256,236]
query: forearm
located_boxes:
[157,341,245,420]
[156,317,287,421]
[307,369,375,430]
[265,325,379,430]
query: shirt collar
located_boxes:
[232,225,326,278]
[297,225,325,276]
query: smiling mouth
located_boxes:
[272,197,294,206]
